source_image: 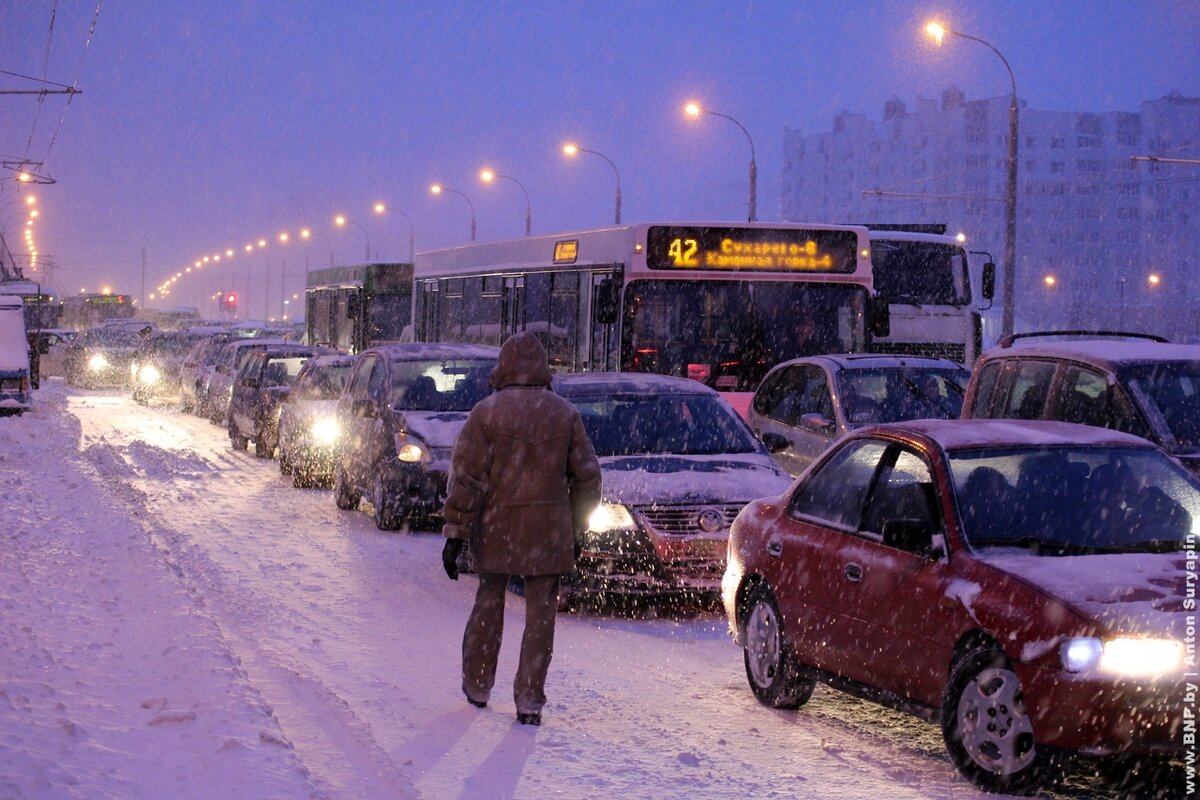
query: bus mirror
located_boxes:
[982,262,996,300]
[869,296,891,338]
[595,278,619,325]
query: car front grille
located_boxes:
[631,503,746,535]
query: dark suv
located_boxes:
[333,343,499,530]
[228,345,333,457]
[963,331,1200,474]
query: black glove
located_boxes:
[573,535,583,563]
[442,539,464,581]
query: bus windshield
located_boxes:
[871,241,970,306]
[621,280,865,391]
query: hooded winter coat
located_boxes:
[442,332,602,576]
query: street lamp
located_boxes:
[430,184,477,242]
[373,201,416,262]
[684,100,757,222]
[563,143,622,224]
[334,214,371,262]
[479,168,532,236]
[300,227,335,267]
[926,20,1019,338]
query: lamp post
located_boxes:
[430,184,477,242]
[479,169,531,236]
[684,101,757,222]
[926,21,1019,338]
[300,227,335,267]
[334,214,371,262]
[562,143,622,224]
[373,202,416,262]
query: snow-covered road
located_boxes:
[0,384,1179,799]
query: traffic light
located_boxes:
[223,292,238,315]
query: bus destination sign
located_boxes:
[645,226,859,273]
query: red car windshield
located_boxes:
[950,446,1199,554]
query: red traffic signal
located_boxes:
[225,293,237,306]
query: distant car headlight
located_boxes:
[310,417,340,444]
[394,434,429,464]
[88,353,110,371]
[138,365,161,385]
[1061,636,1182,677]
[587,502,637,533]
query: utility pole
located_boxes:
[141,246,147,308]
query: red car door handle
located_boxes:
[766,538,783,558]
[844,563,864,583]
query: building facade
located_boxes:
[781,89,1199,341]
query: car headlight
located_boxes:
[587,502,637,533]
[88,353,110,371]
[310,417,340,444]
[138,365,161,385]
[1061,636,1183,677]
[394,434,429,464]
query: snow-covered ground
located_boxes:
[0,383,1180,799]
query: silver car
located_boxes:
[747,354,969,475]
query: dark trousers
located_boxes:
[462,572,560,715]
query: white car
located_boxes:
[278,354,356,486]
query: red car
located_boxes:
[723,419,1191,793]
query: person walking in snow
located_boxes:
[441,332,601,726]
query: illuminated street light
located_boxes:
[279,232,289,243]
[563,143,622,224]
[1148,273,1161,287]
[683,100,757,221]
[430,184,477,242]
[257,239,267,248]
[245,244,253,253]
[333,214,371,261]
[479,168,532,236]
[226,248,234,257]
[1043,275,1056,287]
[373,202,416,262]
[926,19,1019,338]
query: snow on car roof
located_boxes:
[985,338,1200,367]
[782,353,966,371]
[363,342,500,361]
[553,372,717,396]
[879,418,1157,451]
[306,354,356,367]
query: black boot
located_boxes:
[516,712,541,726]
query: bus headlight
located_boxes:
[1061,637,1182,677]
[395,434,429,464]
[310,417,340,444]
[88,353,110,371]
[138,365,161,385]
[587,502,637,533]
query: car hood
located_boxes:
[396,410,470,452]
[287,398,339,422]
[978,550,1187,639]
[597,453,792,506]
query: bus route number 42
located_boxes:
[667,237,699,267]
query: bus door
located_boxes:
[588,270,621,371]
[502,276,525,340]
[417,280,438,342]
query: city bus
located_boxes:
[0,279,62,331]
[60,292,136,330]
[413,222,888,395]
[305,262,413,353]
[864,225,995,365]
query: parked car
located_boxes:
[963,331,1200,475]
[748,354,969,475]
[228,345,333,457]
[178,334,232,413]
[333,343,499,530]
[63,325,148,388]
[201,338,287,424]
[555,373,792,606]
[0,296,31,415]
[278,354,356,487]
[723,418,1191,793]
[130,332,208,405]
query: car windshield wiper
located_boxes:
[968,536,1096,555]
[1089,539,1184,554]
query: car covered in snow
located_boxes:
[201,338,287,423]
[556,373,792,605]
[130,331,209,404]
[333,343,499,530]
[228,344,335,457]
[178,334,232,414]
[963,331,1200,475]
[63,324,149,388]
[0,296,31,415]
[748,353,969,475]
[277,353,356,486]
[723,418,1192,793]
